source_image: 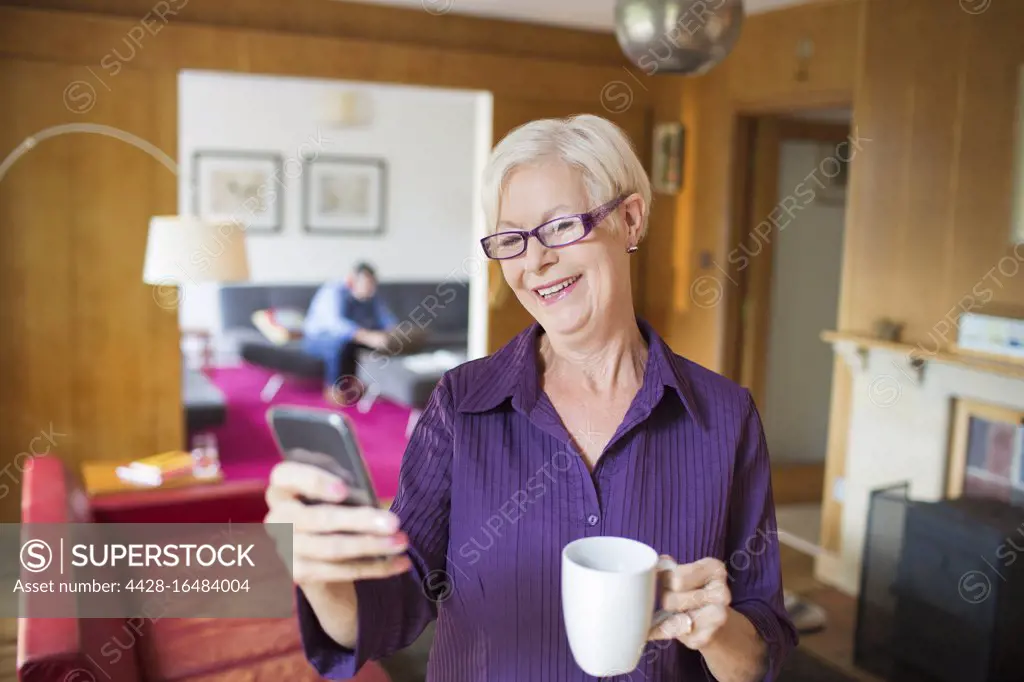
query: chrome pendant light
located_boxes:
[614,0,745,76]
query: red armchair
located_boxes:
[18,456,391,682]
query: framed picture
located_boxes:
[303,156,387,235]
[946,398,1024,504]
[192,150,283,234]
[652,122,685,195]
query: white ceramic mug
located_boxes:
[561,536,677,677]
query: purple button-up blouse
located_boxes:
[298,319,798,681]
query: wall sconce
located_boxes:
[795,38,814,82]
[317,90,374,128]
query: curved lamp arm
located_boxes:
[0,123,179,184]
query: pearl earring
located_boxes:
[627,246,639,254]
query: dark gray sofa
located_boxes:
[217,281,470,406]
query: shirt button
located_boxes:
[587,514,599,526]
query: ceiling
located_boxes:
[344,0,816,32]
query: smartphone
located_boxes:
[266,406,379,508]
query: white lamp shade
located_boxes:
[143,215,250,285]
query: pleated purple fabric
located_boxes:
[298,319,797,681]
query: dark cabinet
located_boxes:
[893,497,1024,682]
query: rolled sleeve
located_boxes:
[295,574,419,679]
[295,583,361,679]
[725,390,798,681]
[296,376,456,678]
[731,598,790,681]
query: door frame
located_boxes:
[728,117,853,408]
[723,113,852,508]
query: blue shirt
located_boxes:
[303,281,398,342]
[297,318,797,680]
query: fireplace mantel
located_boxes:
[821,330,1024,383]
[818,330,1024,594]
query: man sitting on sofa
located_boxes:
[302,262,398,395]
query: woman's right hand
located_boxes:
[264,458,413,588]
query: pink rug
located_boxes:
[203,364,411,501]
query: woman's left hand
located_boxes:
[649,556,732,650]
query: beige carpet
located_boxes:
[776,503,823,557]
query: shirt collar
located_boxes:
[455,318,705,431]
[454,322,537,415]
[639,319,705,430]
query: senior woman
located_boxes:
[265,114,797,681]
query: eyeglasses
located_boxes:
[480,194,628,260]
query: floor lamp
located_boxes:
[142,215,251,356]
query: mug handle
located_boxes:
[652,556,678,627]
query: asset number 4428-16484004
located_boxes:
[124,578,251,593]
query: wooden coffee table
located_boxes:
[81,459,224,498]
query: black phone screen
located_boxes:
[268,409,377,507]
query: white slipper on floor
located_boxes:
[784,590,828,634]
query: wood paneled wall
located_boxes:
[0,2,664,521]
[0,59,181,522]
[666,0,1024,567]
[0,0,627,67]
[664,0,863,371]
[0,9,649,107]
[841,0,1024,337]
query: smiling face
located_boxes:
[496,161,636,338]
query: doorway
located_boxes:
[173,70,494,368]
[727,108,852,554]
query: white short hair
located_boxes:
[481,114,652,240]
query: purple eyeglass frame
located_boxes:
[480,193,628,260]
